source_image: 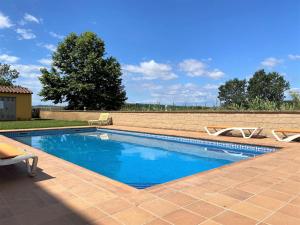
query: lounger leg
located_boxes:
[240,128,258,138]
[256,129,263,136]
[26,156,38,177]
[204,127,222,135]
[247,128,259,138]
[240,129,247,138]
[272,130,283,141]
[204,127,213,135]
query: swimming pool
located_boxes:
[6,128,276,189]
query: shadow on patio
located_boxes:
[0,163,108,225]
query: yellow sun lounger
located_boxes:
[88,113,110,126]
[0,143,38,177]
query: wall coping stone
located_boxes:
[40,109,300,114]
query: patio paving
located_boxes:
[0,125,299,225]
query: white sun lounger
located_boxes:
[0,149,38,177]
[272,129,300,142]
[204,126,263,139]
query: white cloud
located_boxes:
[288,54,300,60]
[123,60,177,80]
[16,28,36,40]
[289,87,300,93]
[149,83,217,105]
[18,77,41,91]
[0,12,13,28]
[0,54,19,63]
[12,64,43,78]
[41,44,56,52]
[49,31,64,39]
[141,83,163,90]
[179,59,207,76]
[179,59,225,79]
[206,69,225,79]
[38,58,52,66]
[261,57,282,68]
[23,13,40,24]
[203,83,220,90]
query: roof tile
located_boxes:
[0,86,32,94]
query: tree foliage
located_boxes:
[289,90,300,109]
[0,63,19,86]
[218,70,290,109]
[39,32,127,110]
[247,70,290,104]
[218,78,247,106]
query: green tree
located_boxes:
[289,90,300,109]
[247,70,290,104]
[0,63,19,86]
[218,78,247,107]
[39,32,127,110]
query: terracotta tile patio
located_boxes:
[0,125,300,225]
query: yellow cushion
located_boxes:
[0,143,24,159]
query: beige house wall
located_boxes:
[40,110,300,136]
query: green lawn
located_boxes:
[0,119,88,130]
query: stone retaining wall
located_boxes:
[40,110,300,136]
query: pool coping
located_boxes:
[0,125,96,133]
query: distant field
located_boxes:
[34,103,212,112]
[0,119,88,130]
[120,103,211,111]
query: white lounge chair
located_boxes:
[272,129,300,142]
[204,126,263,139]
[0,143,38,177]
[88,113,110,126]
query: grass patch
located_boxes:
[0,119,88,130]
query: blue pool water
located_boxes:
[9,128,275,189]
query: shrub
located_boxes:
[32,108,40,118]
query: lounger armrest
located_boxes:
[0,152,35,166]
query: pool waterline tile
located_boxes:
[97,128,277,154]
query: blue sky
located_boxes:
[0,0,299,106]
